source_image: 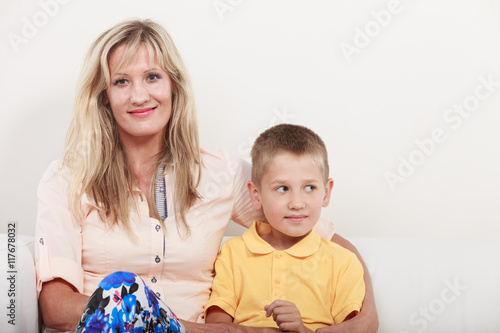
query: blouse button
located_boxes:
[39,238,44,245]
[155,224,161,232]
[156,292,161,298]
[155,255,161,263]
[151,277,157,283]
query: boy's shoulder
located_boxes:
[221,234,245,247]
[221,221,274,255]
[220,234,247,253]
[315,234,360,264]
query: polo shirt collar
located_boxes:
[242,221,321,258]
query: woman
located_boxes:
[35,19,378,333]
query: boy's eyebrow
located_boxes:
[269,178,321,184]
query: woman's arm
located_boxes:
[320,234,379,333]
[39,279,89,332]
[35,162,89,331]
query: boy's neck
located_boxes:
[259,228,312,251]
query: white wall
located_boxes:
[1,0,499,238]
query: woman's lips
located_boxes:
[128,107,156,118]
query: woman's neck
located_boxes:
[119,131,164,196]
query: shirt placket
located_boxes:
[149,164,167,299]
[149,219,163,298]
[272,251,285,300]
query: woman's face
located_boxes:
[106,43,173,144]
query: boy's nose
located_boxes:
[288,193,305,210]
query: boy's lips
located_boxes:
[128,106,157,118]
[286,215,307,223]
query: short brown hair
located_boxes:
[251,124,329,188]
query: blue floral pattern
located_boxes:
[74,272,186,333]
[99,271,137,290]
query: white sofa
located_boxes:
[1,233,499,333]
[0,233,39,333]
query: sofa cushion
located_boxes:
[349,237,500,333]
[0,233,39,333]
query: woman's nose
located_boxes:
[130,83,149,105]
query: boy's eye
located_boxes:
[276,186,288,193]
[305,185,316,192]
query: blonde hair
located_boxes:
[251,124,329,188]
[64,19,201,234]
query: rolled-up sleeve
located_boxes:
[314,216,336,241]
[35,160,84,296]
[227,153,263,228]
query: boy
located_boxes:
[204,124,365,332]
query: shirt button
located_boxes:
[155,255,161,263]
[156,292,161,298]
[155,224,161,232]
[274,279,280,284]
[39,238,44,245]
[274,253,281,259]
[151,277,157,283]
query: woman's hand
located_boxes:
[265,300,314,333]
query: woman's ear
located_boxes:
[103,93,109,105]
[247,181,262,210]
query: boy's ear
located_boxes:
[322,178,334,207]
[247,181,262,210]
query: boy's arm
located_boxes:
[205,305,234,323]
[187,306,280,333]
[322,234,379,333]
[202,241,281,333]
[180,320,281,333]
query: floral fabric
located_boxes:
[74,272,186,333]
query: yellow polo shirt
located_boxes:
[205,221,365,330]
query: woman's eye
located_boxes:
[112,78,127,86]
[276,186,288,193]
[147,73,161,81]
[305,185,316,192]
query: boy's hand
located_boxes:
[265,300,314,333]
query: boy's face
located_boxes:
[248,152,333,243]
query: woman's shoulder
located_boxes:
[38,159,71,191]
[200,148,242,162]
[200,148,250,173]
